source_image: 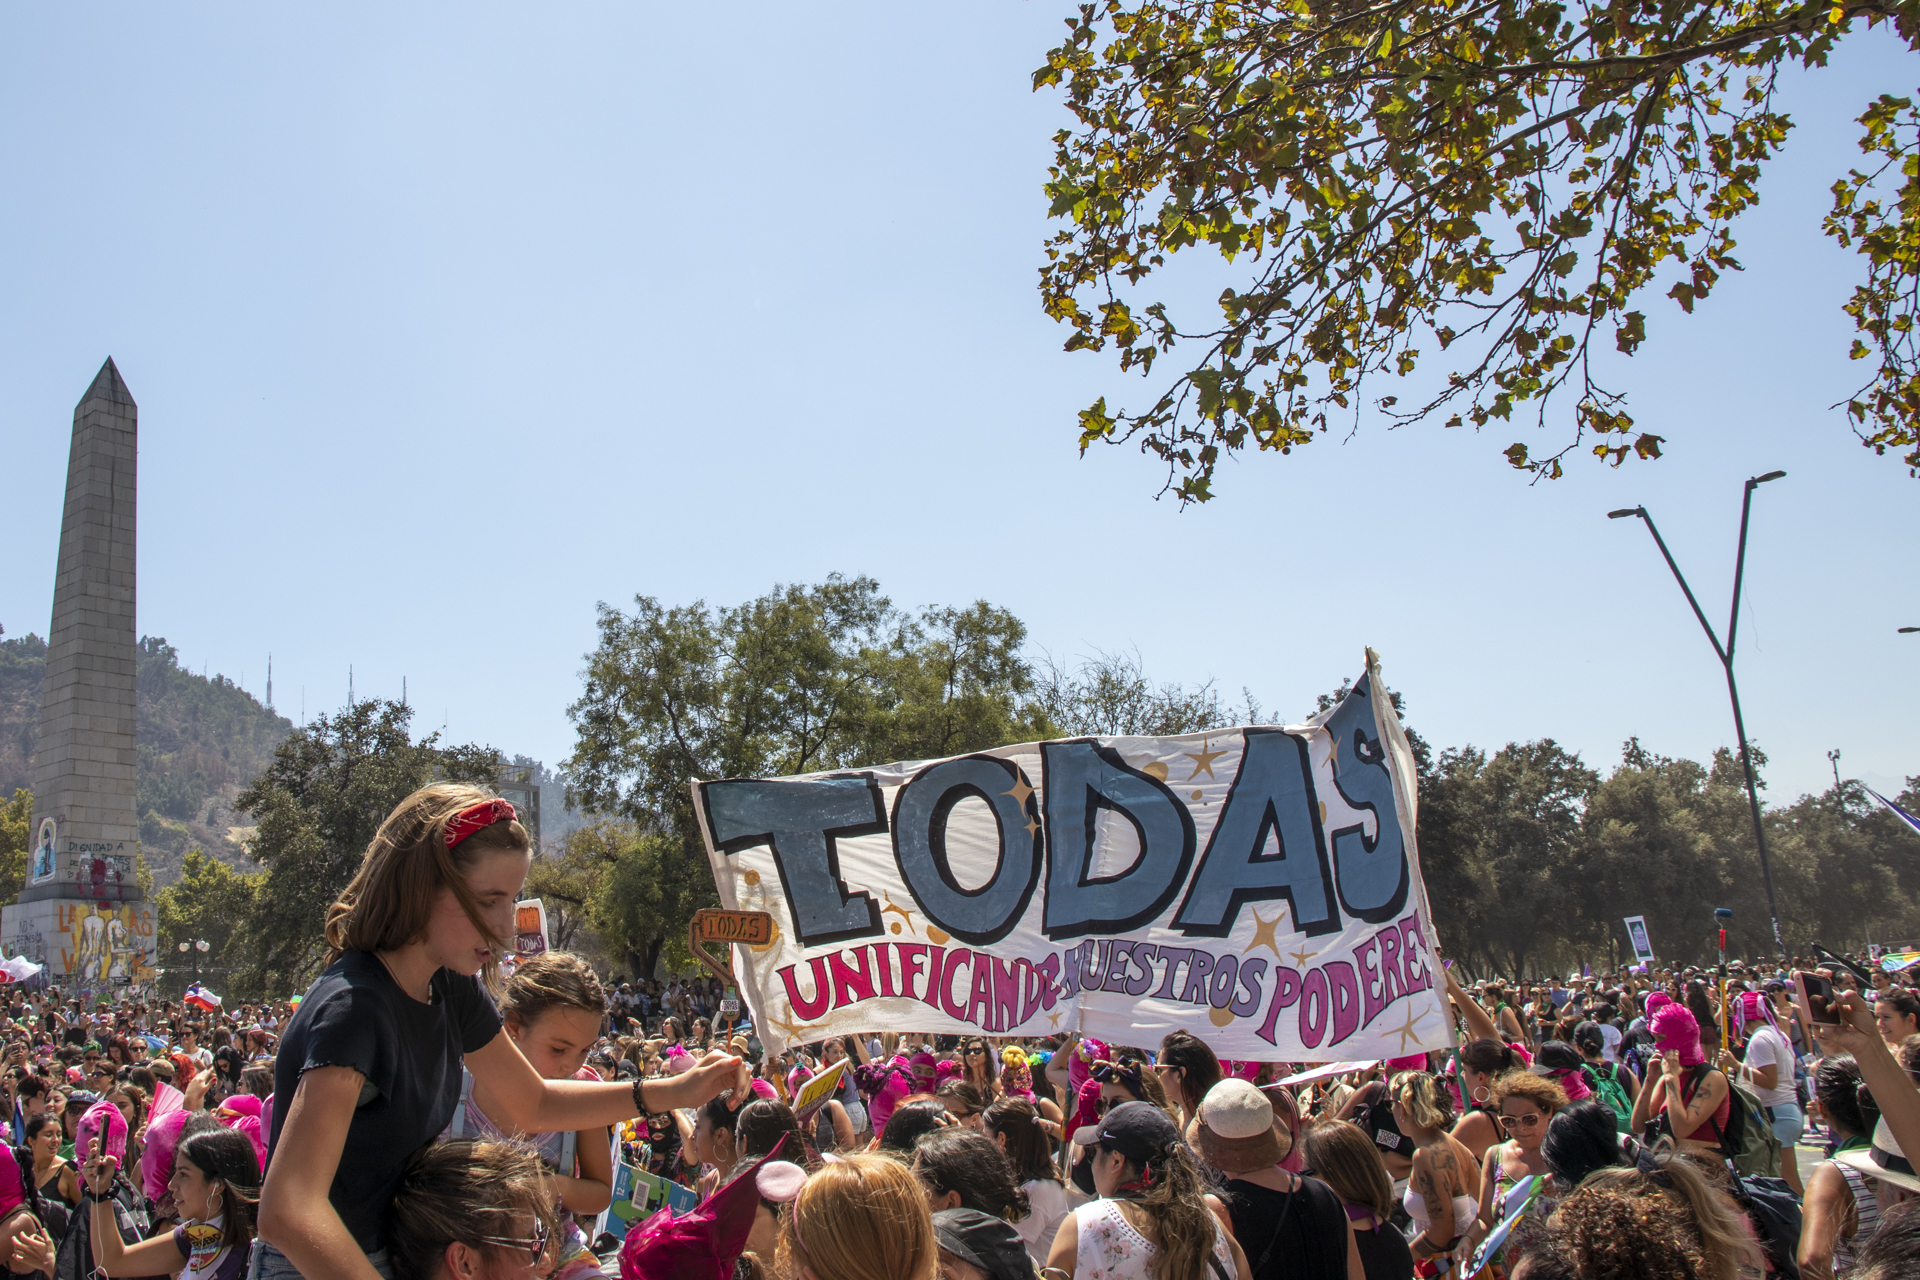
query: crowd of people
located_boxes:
[0,782,1917,1280]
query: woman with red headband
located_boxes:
[255,784,748,1280]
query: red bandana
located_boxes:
[444,799,517,848]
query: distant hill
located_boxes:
[0,634,293,887]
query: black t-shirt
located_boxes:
[266,951,502,1251]
[1353,1219,1415,1280]
[1225,1176,1350,1280]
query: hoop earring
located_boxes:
[1471,1086,1491,1104]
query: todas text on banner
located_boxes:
[695,651,1447,1059]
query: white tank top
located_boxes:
[1073,1199,1232,1280]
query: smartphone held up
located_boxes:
[1795,970,1841,1030]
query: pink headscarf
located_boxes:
[1645,992,1674,1017]
[1652,1004,1705,1067]
[217,1094,269,1170]
[1740,990,1779,1035]
[78,1099,128,1164]
[140,1108,192,1202]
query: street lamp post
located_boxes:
[178,939,208,985]
[1609,470,1788,959]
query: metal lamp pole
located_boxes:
[1609,470,1788,959]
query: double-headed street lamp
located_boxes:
[178,938,209,984]
[1609,470,1787,958]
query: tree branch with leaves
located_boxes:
[1035,0,1920,498]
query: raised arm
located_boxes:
[1818,991,1920,1172]
[1443,966,1500,1045]
[464,1028,746,1134]
[83,1135,188,1277]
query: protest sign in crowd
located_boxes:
[0,679,1915,1280]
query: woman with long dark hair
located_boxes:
[86,1126,260,1280]
[1047,1102,1251,1280]
[985,1098,1068,1266]
[1798,1055,1881,1280]
[1154,1032,1223,1137]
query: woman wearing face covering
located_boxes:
[1720,989,1803,1195]
[1628,1005,1730,1159]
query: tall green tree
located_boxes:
[522,830,610,953]
[0,788,29,907]
[233,699,502,995]
[1417,741,1598,976]
[564,576,1059,977]
[1034,0,1920,498]
[155,849,262,998]
[1575,741,1760,965]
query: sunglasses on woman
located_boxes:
[1500,1113,1545,1130]
[473,1216,549,1264]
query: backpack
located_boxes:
[1726,1170,1803,1280]
[1671,1062,1782,1178]
[1591,1062,1634,1133]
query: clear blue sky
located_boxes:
[2,4,1914,808]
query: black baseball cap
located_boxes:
[1071,1100,1181,1165]
[934,1209,1036,1280]
[1529,1041,1584,1075]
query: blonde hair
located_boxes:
[1390,1071,1452,1131]
[387,1140,559,1280]
[501,951,606,1028]
[1301,1119,1394,1219]
[325,783,530,981]
[1580,1153,1761,1280]
[777,1153,936,1280]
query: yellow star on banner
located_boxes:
[1184,739,1227,782]
[1003,776,1035,809]
[1024,815,1041,838]
[1325,733,1341,771]
[1244,907,1286,958]
[1046,1010,1063,1029]
[1289,946,1318,969]
[767,1009,829,1045]
[882,898,917,934]
[1391,1002,1428,1053]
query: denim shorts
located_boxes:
[247,1241,393,1280]
[1767,1102,1805,1146]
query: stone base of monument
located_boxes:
[0,897,158,994]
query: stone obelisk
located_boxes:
[1,360,157,988]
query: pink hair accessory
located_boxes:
[755,1161,807,1203]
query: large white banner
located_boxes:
[695,650,1448,1060]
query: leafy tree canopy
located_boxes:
[154,848,260,998]
[0,789,29,908]
[1034,0,1920,499]
[233,698,501,995]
